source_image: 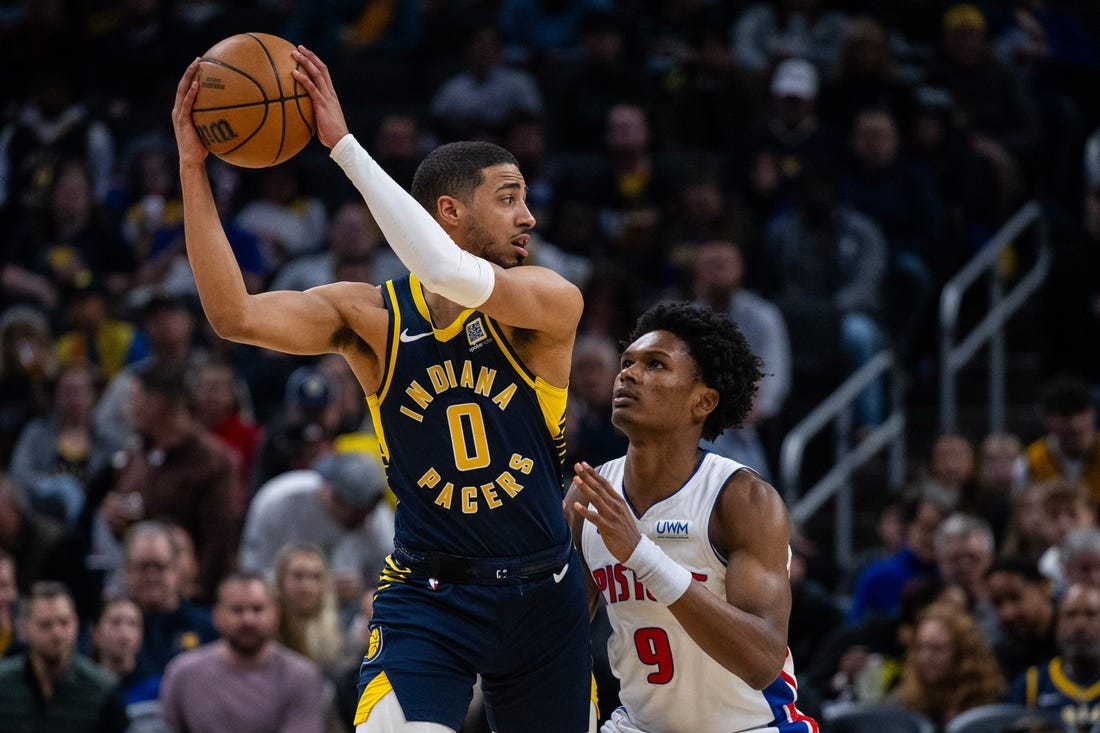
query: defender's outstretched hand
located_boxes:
[572,461,643,564]
[292,46,350,149]
[172,58,209,167]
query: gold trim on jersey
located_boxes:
[353,671,394,726]
[482,318,567,441]
[410,274,475,341]
[376,554,412,591]
[1050,657,1100,701]
[375,280,404,405]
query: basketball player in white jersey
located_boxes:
[566,302,819,733]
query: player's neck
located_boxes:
[623,441,704,510]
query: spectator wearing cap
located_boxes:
[252,365,339,489]
[94,291,204,452]
[729,57,843,229]
[239,451,394,611]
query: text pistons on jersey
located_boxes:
[592,562,708,604]
[398,359,517,422]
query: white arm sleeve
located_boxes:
[330,133,495,307]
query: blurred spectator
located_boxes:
[0,61,115,218]
[185,355,262,491]
[925,4,1041,222]
[965,431,1024,546]
[1021,375,1100,502]
[234,162,328,271]
[561,103,684,285]
[272,542,348,677]
[370,112,426,194]
[540,9,652,154]
[498,0,614,66]
[239,452,393,612]
[121,521,217,678]
[0,581,127,732]
[1036,478,1096,589]
[0,305,55,464]
[577,262,642,347]
[90,595,164,726]
[846,489,951,625]
[564,334,627,473]
[987,555,1058,683]
[0,549,21,658]
[166,523,201,606]
[651,20,762,155]
[731,0,848,75]
[904,84,1001,258]
[54,280,149,380]
[759,157,889,427]
[934,513,999,642]
[1002,481,1057,565]
[428,22,544,142]
[1007,582,1100,731]
[271,201,397,292]
[731,58,842,226]
[253,365,340,487]
[692,240,791,478]
[819,16,918,135]
[94,292,203,452]
[339,0,422,59]
[115,142,183,273]
[10,363,116,527]
[1059,527,1100,591]
[841,107,943,362]
[5,159,135,311]
[159,572,325,733]
[888,599,1007,728]
[921,430,977,505]
[664,173,751,288]
[98,362,241,600]
[0,471,87,606]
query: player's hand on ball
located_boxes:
[172,58,209,166]
[292,46,350,149]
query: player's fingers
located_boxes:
[173,59,200,109]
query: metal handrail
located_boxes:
[781,349,907,569]
[939,201,1051,431]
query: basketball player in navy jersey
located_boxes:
[566,302,818,733]
[171,48,594,733]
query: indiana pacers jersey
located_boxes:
[369,275,571,557]
[1012,658,1100,731]
[581,452,817,733]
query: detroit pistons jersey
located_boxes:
[581,452,817,733]
[369,275,571,557]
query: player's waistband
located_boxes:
[391,539,573,586]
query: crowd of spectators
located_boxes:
[2,0,1100,731]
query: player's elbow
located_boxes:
[205,304,254,343]
[740,642,787,690]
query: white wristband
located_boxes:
[626,535,693,606]
[329,134,496,307]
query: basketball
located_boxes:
[191,33,315,168]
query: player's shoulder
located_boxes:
[714,460,788,525]
[308,279,385,306]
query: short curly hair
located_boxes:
[628,302,762,442]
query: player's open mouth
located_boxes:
[512,235,530,258]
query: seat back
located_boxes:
[824,702,937,733]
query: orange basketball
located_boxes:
[191,33,315,168]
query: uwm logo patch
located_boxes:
[654,519,691,539]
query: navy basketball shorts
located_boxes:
[355,549,594,732]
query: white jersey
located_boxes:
[581,452,816,733]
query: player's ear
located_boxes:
[436,195,462,227]
[693,386,718,418]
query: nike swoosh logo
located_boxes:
[552,563,569,584]
[399,328,433,343]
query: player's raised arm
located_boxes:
[172,59,371,357]
[292,46,582,341]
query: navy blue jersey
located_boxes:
[368,275,570,557]
[1010,657,1100,731]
